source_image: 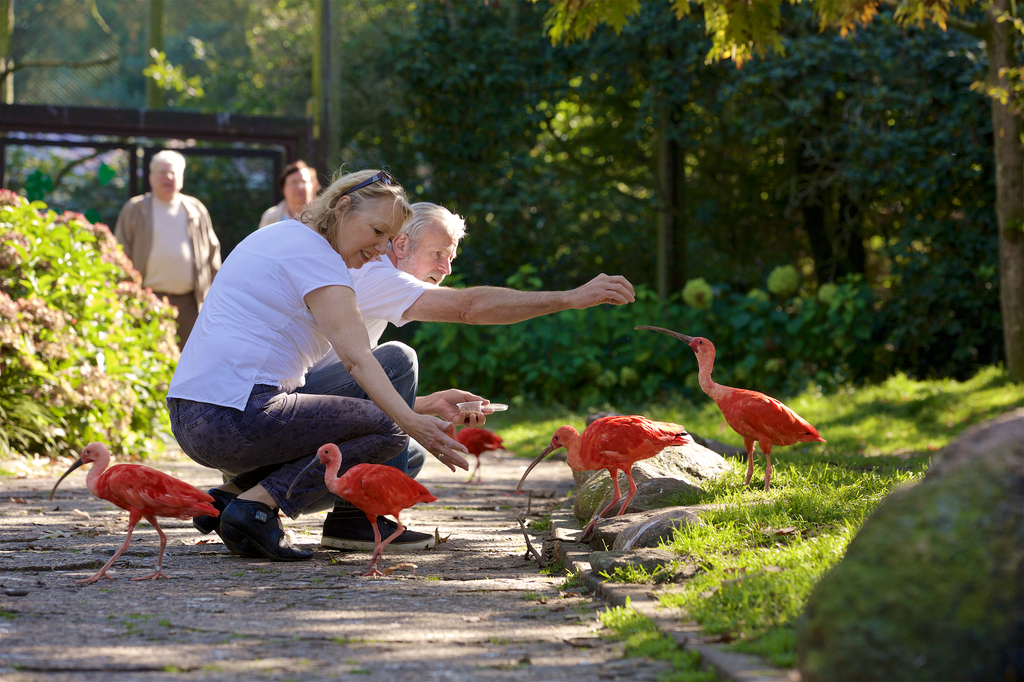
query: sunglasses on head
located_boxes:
[340,171,399,197]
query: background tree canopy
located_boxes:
[1,0,1010,391]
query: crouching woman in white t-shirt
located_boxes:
[166,169,471,561]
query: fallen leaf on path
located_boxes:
[9,497,27,504]
[72,509,90,519]
[380,562,418,576]
[433,528,451,544]
[37,530,69,539]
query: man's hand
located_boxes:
[573,274,635,308]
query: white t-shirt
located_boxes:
[308,255,436,372]
[144,197,193,295]
[168,220,353,410]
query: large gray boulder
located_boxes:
[573,440,732,520]
[585,506,704,550]
[796,408,1024,682]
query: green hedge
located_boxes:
[0,190,178,459]
[411,269,876,408]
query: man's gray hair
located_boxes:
[404,202,467,251]
[150,149,187,174]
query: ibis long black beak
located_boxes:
[286,457,322,499]
[516,443,558,493]
[634,325,694,344]
[49,457,85,501]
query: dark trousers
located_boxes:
[154,291,198,350]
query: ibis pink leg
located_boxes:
[78,510,144,584]
[580,471,625,542]
[466,458,481,484]
[743,438,756,486]
[615,473,639,516]
[132,514,170,581]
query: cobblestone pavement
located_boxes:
[1,450,680,682]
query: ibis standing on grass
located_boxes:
[635,325,826,490]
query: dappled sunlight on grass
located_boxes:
[653,455,923,666]
[500,365,1022,466]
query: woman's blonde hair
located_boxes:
[301,169,411,253]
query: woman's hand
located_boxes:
[403,413,470,473]
[415,389,490,428]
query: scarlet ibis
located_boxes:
[635,325,826,490]
[455,427,504,483]
[517,415,691,541]
[287,443,438,577]
[48,442,219,585]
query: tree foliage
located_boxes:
[4,0,1011,388]
[0,191,178,458]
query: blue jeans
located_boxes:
[168,383,406,519]
[298,341,428,478]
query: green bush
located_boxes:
[411,271,877,408]
[0,190,179,459]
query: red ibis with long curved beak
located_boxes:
[455,427,504,483]
[635,325,826,490]
[517,415,691,542]
[287,443,437,577]
[49,442,219,584]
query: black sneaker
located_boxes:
[320,507,436,551]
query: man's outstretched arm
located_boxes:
[403,273,635,325]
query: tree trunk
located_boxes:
[146,0,164,110]
[988,0,1024,382]
[0,0,12,104]
[312,0,340,173]
[657,131,686,296]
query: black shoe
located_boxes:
[193,488,261,557]
[320,507,436,551]
[193,488,237,534]
[220,499,314,562]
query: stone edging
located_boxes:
[546,507,798,682]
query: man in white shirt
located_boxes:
[114,150,221,349]
[297,201,634,550]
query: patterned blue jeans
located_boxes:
[168,348,412,518]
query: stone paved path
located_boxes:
[1,450,677,681]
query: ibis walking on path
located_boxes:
[2,444,792,682]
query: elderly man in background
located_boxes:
[258,160,316,228]
[114,150,221,349]
[299,201,635,551]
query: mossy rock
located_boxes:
[796,409,1024,682]
[573,461,705,523]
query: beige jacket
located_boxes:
[114,193,221,307]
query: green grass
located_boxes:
[504,365,1023,670]
[600,601,718,681]
[500,365,1022,462]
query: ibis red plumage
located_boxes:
[455,427,504,483]
[635,326,826,490]
[517,415,691,541]
[287,443,437,576]
[49,442,219,584]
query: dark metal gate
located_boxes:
[0,103,321,257]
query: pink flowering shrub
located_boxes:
[0,191,179,459]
